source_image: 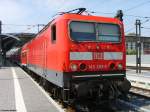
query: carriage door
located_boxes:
[25,51,28,66]
[42,40,47,77]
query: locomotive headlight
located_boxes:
[109,63,115,70]
[70,64,78,71]
[79,63,87,71]
[118,63,123,69]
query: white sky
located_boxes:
[0,0,150,36]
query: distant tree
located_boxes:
[126,49,136,55]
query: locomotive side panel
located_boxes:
[46,19,70,87]
[21,19,69,87]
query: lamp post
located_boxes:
[135,19,141,73]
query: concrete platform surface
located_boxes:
[127,55,150,67]
[0,62,64,112]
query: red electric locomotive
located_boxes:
[21,8,131,104]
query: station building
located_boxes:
[126,35,150,54]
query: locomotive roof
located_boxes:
[38,13,122,37]
[22,13,122,48]
[56,13,122,24]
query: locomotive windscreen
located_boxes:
[70,21,120,42]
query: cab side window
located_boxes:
[51,24,56,43]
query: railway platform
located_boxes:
[126,55,150,67]
[0,61,64,112]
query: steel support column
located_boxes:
[135,19,141,73]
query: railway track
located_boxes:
[130,86,150,98]
[127,66,150,71]
[118,90,150,112]
[126,68,150,97]
[117,99,150,112]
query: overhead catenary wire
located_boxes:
[2,7,150,27]
[141,19,150,24]
[87,10,150,19]
[125,0,150,12]
[125,27,135,33]
[141,27,150,30]
[23,25,36,33]
[2,23,45,33]
[2,23,45,27]
[125,19,150,34]
[2,8,150,34]
[124,14,150,19]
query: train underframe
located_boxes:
[71,78,130,100]
[29,70,131,104]
[65,76,131,105]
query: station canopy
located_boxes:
[0,34,20,52]
[0,33,35,52]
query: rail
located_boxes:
[117,99,150,112]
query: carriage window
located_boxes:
[22,52,26,57]
[98,24,120,42]
[51,24,56,43]
[70,22,96,41]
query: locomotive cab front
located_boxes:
[65,15,126,76]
